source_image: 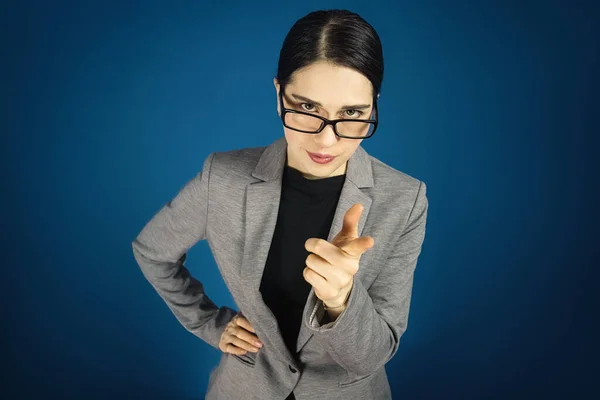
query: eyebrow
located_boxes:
[288,93,371,110]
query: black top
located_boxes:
[259,163,346,361]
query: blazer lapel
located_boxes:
[296,143,373,353]
[240,137,294,366]
[240,136,374,364]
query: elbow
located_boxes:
[131,240,149,274]
[131,237,143,253]
[131,239,145,262]
[131,238,158,263]
[131,239,156,273]
[351,333,400,376]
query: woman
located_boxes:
[132,9,428,400]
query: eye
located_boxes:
[344,109,364,118]
[301,103,316,112]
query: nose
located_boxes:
[314,123,338,147]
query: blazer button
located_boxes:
[289,365,297,373]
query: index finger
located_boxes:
[305,238,346,266]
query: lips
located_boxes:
[308,151,336,158]
[307,151,336,165]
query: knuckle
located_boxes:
[237,337,256,351]
[313,240,322,253]
[238,331,250,342]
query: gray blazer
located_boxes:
[132,136,428,400]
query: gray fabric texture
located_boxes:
[132,136,428,399]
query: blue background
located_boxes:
[4,0,598,398]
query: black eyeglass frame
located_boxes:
[278,90,379,139]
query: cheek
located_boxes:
[343,143,362,158]
[283,129,305,147]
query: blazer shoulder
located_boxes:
[205,144,265,186]
[369,155,426,193]
[368,155,428,238]
[213,144,265,165]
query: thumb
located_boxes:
[342,235,375,258]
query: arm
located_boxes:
[131,152,237,351]
[303,181,429,377]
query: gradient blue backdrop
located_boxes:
[4,0,598,399]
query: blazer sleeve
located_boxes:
[131,152,238,351]
[303,180,428,377]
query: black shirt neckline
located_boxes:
[283,164,346,194]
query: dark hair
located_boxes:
[276,9,384,97]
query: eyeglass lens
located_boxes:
[283,113,375,138]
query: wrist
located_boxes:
[323,283,352,310]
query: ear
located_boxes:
[273,77,281,116]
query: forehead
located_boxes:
[287,61,373,104]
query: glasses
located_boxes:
[279,91,378,139]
